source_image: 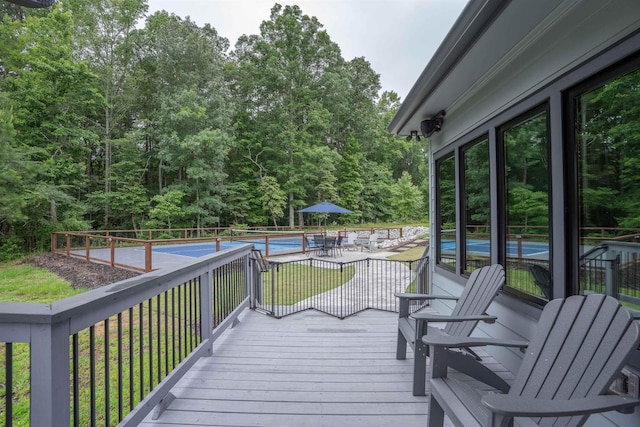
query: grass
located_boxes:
[387,245,429,293]
[0,262,84,303]
[0,261,206,426]
[261,263,356,305]
[0,262,87,426]
[387,245,428,262]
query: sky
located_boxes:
[146,0,468,100]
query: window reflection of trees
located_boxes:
[577,67,640,306]
[437,156,456,270]
[503,111,551,300]
[463,139,490,274]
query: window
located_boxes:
[573,65,640,309]
[462,138,490,274]
[501,109,551,301]
[436,155,456,270]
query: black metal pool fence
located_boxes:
[252,255,429,319]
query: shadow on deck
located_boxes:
[140,309,511,427]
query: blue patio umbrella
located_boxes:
[298,201,353,214]
[298,201,353,230]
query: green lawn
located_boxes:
[387,245,428,262]
[261,263,356,305]
[0,261,85,427]
[0,262,85,303]
[387,246,429,293]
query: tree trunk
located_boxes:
[104,104,111,226]
[289,192,295,228]
[50,198,57,222]
[158,160,163,196]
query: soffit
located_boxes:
[388,0,625,136]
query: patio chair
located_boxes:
[304,236,317,257]
[335,235,344,256]
[312,234,325,256]
[323,236,337,257]
[529,263,552,300]
[425,293,640,427]
[395,264,506,396]
[344,232,358,251]
[362,233,379,251]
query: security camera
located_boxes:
[421,110,446,137]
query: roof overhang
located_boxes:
[388,0,509,136]
[388,0,640,137]
[4,0,54,7]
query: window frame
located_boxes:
[564,54,640,297]
[497,104,552,305]
[435,153,457,272]
[431,30,640,312]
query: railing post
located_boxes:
[245,253,253,305]
[200,267,213,356]
[144,242,152,272]
[30,320,70,426]
[605,255,620,298]
[85,236,91,261]
[271,267,276,316]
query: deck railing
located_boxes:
[0,244,429,426]
[254,255,429,319]
[51,227,406,272]
[0,245,253,427]
[581,241,640,308]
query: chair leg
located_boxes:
[427,345,449,425]
[427,392,445,427]
[396,329,407,360]
[412,340,427,396]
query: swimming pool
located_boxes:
[152,240,301,258]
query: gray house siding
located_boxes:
[392,1,640,425]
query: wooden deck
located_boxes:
[140,308,511,427]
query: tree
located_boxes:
[136,12,234,228]
[64,0,148,226]
[0,96,29,230]
[391,172,424,220]
[259,175,287,227]
[232,4,344,226]
[360,161,394,223]
[1,5,101,250]
[148,190,185,229]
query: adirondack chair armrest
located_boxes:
[422,334,528,350]
[481,393,640,418]
[394,292,460,302]
[396,293,460,318]
[411,313,497,324]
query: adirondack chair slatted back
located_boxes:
[511,294,640,427]
[443,264,505,337]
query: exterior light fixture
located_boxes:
[406,130,421,142]
[421,110,446,137]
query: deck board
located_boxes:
[140,308,510,427]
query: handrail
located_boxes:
[579,243,609,266]
[0,244,254,426]
[1,241,430,425]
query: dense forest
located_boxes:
[0,0,429,259]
